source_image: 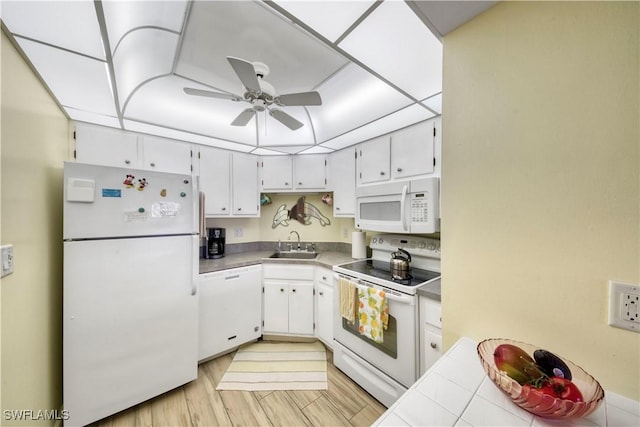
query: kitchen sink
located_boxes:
[269,251,318,260]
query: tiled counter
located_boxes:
[373,337,640,427]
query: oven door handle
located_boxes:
[347,278,415,306]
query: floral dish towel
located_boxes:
[357,285,389,344]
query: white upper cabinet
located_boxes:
[75,122,139,168]
[329,148,356,217]
[198,147,259,217]
[356,118,437,186]
[261,156,293,191]
[75,122,193,175]
[391,120,435,180]
[140,135,193,175]
[232,152,260,216]
[199,146,231,216]
[294,155,327,190]
[357,135,391,185]
[261,154,327,192]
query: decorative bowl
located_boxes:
[477,338,605,419]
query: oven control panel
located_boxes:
[370,234,440,258]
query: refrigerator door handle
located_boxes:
[191,235,198,296]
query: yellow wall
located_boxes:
[442,1,639,400]
[1,31,72,424]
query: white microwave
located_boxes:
[355,177,439,234]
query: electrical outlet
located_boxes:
[234,227,243,238]
[1,245,14,278]
[608,281,640,333]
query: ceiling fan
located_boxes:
[183,56,322,131]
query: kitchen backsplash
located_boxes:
[205,193,357,245]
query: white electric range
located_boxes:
[333,234,441,407]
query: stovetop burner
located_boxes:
[337,259,440,287]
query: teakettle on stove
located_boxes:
[390,248,411,280]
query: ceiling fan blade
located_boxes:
[269,109,303,130]
[227,56,261,94]
[275,91,322,106]
[231,108,256,126]
[183,87,241,101]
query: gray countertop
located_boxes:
[199,251,442,301]
[199,250,355,274]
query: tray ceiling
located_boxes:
[1,1,494,155]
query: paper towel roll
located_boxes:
[352,231,367,259]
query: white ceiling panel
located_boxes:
[123,119,255,153]
[124,76,257,145]
[273,0,375,42]
[14,37,116,117]
[312,63,413,143]
[320,104,435,150]
[255,107,316,148]
[65,107,121,129]
[422,93,442,114]
[339,1,442,101]
[102,0,188,52]
[1,0,105,59]
[114,29,179,109]
[175,1,347,95]
[298,145,334,155]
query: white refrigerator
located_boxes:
[62,162,199,426]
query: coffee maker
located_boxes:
[206,227,225,259]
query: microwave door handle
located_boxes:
[401,185,409,231]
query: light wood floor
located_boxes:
[91,345,387,427]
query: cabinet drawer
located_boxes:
[421,297,442,328]
[263,263,314,280]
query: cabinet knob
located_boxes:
[124,160,131,165]
[336,207,340,211]
[284,182,289,186]
[397,167,403,172]
[298,182,303,185]
[237,207,242,211]
[380,171,385,176]
[221,207,226,211]
[430,342,438,349]
[280,288,284,292]
[292,289,296,293]
[322,276,327,280]
[150,162,156,167]
[319,291,324,296]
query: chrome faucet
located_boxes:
[289,231,301,250]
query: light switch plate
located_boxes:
[608,281,640,333]
[1,245,14,278]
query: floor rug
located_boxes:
[216,341,328,391]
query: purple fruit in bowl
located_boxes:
[534,349,572,380]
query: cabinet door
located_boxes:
[294,155,326,190]
[391,120,435,180]
[422,326,442,375]
[263,280,290,334]
[141,135,193,175]
[289,282,314,335]
[261,156,293,190]
[232,153,259,216]
[357,135,391,185]
[329,148,356,217]
[199,266,262,361]
[75,123,139,168]
[199,147,231,216]
[315,280,334,347]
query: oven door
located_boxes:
[333,273,418,387]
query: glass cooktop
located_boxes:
[337,259,440,287]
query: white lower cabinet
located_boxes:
[262,264,314,336]
[419,296,443,375]
[198,265,262,361]
[315,267,334,349]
